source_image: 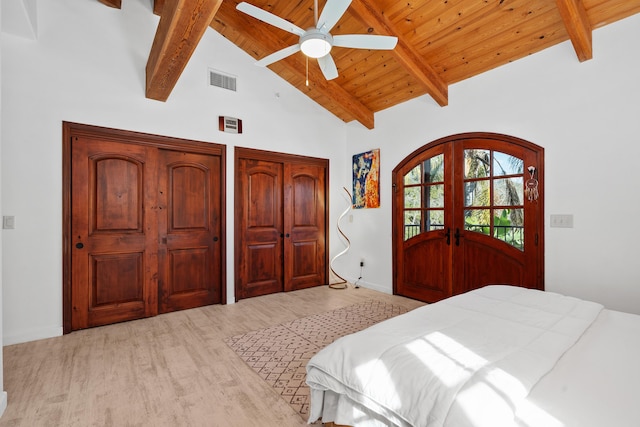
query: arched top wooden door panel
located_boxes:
[392,132,544,303]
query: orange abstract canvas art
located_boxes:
[352,149,380,209]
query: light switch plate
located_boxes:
[550,214,573,228]
[3,215,15,229]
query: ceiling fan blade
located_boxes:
[317,0,352,32]
[236,2,305,36]
[255,44,301,67]
[317,54,339,80]
[333,34,398,50]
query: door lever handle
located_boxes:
[455,228,461,246]
[445,228,451,245]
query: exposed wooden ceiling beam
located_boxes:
[349,0,448,107]
[98,0,121,8]
[214,1,375,129]
[146,0,222,101]
[555,0,593,62]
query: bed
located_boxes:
[306,285,640,427]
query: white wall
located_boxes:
[0,0,6,419]
[1,0,349,345]
[344,14,640,314]
[2,1,639,348]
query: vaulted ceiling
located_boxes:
[100,0,640,129]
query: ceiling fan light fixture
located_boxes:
[300,29,333,58]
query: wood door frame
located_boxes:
[62,122,226,334]
[234,146,330,301]
[392,132,545,299]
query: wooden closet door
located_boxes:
[235,157,285,299]
[70,137,158,330]
[157,150,223,313]
[64,122,226,333]
[284,162,327,291]
[235,148,328,300]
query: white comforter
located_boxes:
[306,286,603,427]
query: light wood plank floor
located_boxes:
[1,285,424,427]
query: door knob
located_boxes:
[445,228,451,245]
[75,242,84,249]
[455,228,461,246]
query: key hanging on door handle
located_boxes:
[445,228,451,245]
[455,228,461,246]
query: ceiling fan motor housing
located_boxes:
[300,28,334,58]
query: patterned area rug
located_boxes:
[224,300,409,419]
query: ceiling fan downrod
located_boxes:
[314,0,319,26]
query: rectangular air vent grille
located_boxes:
[209,69,237,92]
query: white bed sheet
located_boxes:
[519,308,640,426]
[307,288,640,427]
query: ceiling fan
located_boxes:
[236,0,398,81]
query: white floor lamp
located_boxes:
[329,187,352,289]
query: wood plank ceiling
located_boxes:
[100,0,640,129]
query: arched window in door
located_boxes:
[403,150,527,250]
[403,153,445,240]
[392,133,544,303]
[463,149,525,250]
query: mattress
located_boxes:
[306,286,640,426]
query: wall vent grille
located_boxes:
[209,69,237,92]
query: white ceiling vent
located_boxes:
[209,69,237,92]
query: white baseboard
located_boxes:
[349,278,392,294]
[0,391,7,418]
[3,326,63,346]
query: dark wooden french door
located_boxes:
[392,133,544,302]
[235,148,328,300]
[64,122,225,332]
